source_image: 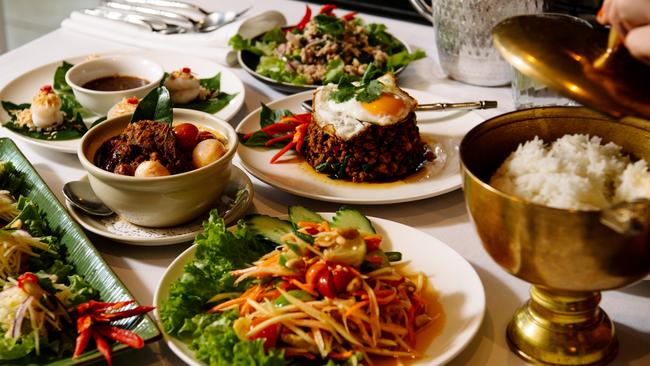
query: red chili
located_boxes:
[296,5,312,30]
[319,4,337,15]
[77,314,93,334]
[294,123,308,154]
[126,97,139,105]
[92,331,112,366]
[40,85,53,93]
[342,11,357,21]
[94,325,144,349]
[265,132,293,146]
[93,306,156,322]
[181,67,191,73]
[17,272,39,290]
[270,141,296,163]
[364,236,382,252]
[73,329,91,358]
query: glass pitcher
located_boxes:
[409,0,544,86]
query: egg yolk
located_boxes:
[361,93,406,116]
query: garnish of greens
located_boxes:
[160,71,238,114]
[1,62,90,140]
[0,161,155,364]
[238,104,311,163]
[229,4,426,86]
[131,86,173,125]
[159,206,430,366]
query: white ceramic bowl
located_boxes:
[78,109,237,227]
[66,55,164,115]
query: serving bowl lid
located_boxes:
[493,13,650,120]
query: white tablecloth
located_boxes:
[0,1,648,365]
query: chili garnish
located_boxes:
[73,300,154,365]
[242,112,312,164]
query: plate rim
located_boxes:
[66,165,254,246]
[235,89,474,204]
[0,50,246,153]
[153,214,486,366]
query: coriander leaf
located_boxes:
[314,14,344,38]
[356,79,383,103]
[360,62,382,85]
[330,76,356,103]
[53,61,74,93]
[366,23,404,53]
[131,86,172,125]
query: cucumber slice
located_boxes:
[241,214,293,245]
[288,206,324,244]
[288,206,325,225]
[330,207,376,234]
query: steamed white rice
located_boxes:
[490,134,650,210]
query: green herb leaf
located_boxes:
[314,14,345,38]
[259,103,293,128]
[324,57,345,84]
[360,62,382,85]
[131,86,173,125]
[260,27,286,43]
[366,23,404,53]
[387,49,427,71]
[356,79,383,103]
[199,72,222,93]
[228,34,264,56]
[182,93,237,114]
[330,76,356,103]
[1,101,30,114]
[53,61,74,93]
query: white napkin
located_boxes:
[60,10,286,66]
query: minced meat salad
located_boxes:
[230,4,425,85]
[95,120,191,176]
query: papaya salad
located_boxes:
[160,206,441,365]
[0,160,153,364]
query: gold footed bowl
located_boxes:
[460,107,650,365]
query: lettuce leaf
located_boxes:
[159,210,275,334]
[0,335,35,361]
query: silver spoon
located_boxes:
[63,180,114,217]
[300,100,498,112]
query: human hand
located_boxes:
[598,0,650,64]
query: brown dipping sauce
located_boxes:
[82,75,149,91]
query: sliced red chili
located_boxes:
[265,132,293,146]
[261,122,300,135]
[95,325,144,349]
[364,236,382,252]
[94,306,156,322]
[296,5,312,30]
[342,11,357,21]
[294,123,308,154]
[92,331,112,366]
[17,272,39,290]
[77,314,93,333]
[73,329,92,358]
[270,141,296,163]
[319,4,337,15]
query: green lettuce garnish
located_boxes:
[178,73,238,114]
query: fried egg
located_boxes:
[312,74,417,140]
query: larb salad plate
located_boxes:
[154,209,485,366]
[0,51,245,154]
[236,90,484,204]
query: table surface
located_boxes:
[0,1,648,365]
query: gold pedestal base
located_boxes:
[506,286,618,365]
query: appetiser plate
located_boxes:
[154,214,486,366]
[0,50,245,154]
[0,137,160,364]
[236,90,484,204]
[66,166,253,246]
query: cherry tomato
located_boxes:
[364,236,382,252]
[173,123,199,151]
[317,273,336,298]
[331,265,355,293]
[305,261,327,288]
[249,318,279,348]
[197,130,216,142]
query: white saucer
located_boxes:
[66,166,253,246]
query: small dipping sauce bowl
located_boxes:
[66,55,164,115]
[78,109,237,227]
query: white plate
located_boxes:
[0,50,245,154]
[66,166,253,246]
[236,90,484,204]
[154,214,486,366]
